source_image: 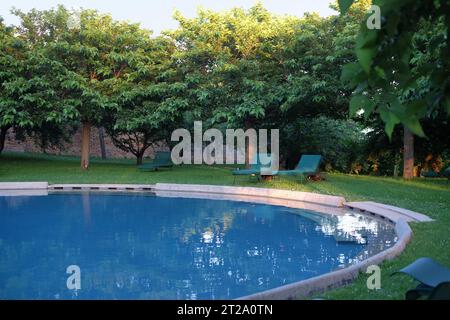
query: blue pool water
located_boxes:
[0,192,396,299]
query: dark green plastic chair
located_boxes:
[444,167,450,185]
[138,151,173,171]
[277,154,322,182]
[392,257,450,300]
[421,166,450,183]
[232,153,272,182]
[428,282,450,300]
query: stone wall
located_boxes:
[3,126,167,160]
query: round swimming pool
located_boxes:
[0,192,396,299]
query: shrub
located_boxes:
[281,116,366,173]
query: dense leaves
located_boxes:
[282,116,366,173]
[0,16,74,152]
[105,37,189,164]
[4,7,191,165]
[339,0,450,138]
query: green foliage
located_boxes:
[1,2,448,174]
[282,116,366,172]
[1,3,367,160]
[168,4,296,128]
[102,35,183,163]
[105,37,189,163]
[12,6,147,124]
[340,0,450,138]
[167,3,367,147]
[4,6,191,161]
[363,108,450,175]
[0,16,75,151]
[338,0,356,14]
[279,12,356,119]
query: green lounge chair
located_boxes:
[232,153,271,182]
[138,151,173,171]
[277,154,322,182]
[392,257,450,300]
[428,282,450,300]
[421,166,450,182]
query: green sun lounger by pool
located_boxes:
[232,153,271,181]
[428,281,450,300]
[421,166,450,182]
[138,151,173,171]
[277,154,322,181]
[392,257,450,300]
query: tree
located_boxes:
[103,35,188,165]
[0,17,72,154]
[357,108,450,176]
[339,0,450,178]
[170,3,371,167]
[0,17,17,153]
[169,5,301,165]
[12,6,156,168]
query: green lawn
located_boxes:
[1,152,449,299]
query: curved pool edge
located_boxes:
[237,219,412,300]
[152,184,417,300]
[0,182,432,300]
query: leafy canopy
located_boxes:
[339,0,450,138]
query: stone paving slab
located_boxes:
[49,184,155,191]
[364,201,433,222]
[154,183,345,207]
[344,201,433,223]
[154,190,348,216]
[0,182,48,190]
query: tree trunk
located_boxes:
[403,126,414,180]
[136,154,144,165]
[98,127,107,160]
[0,127,8,154]
[81,121,91,170]
[244,119,256,169]
[245,140,257,169]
